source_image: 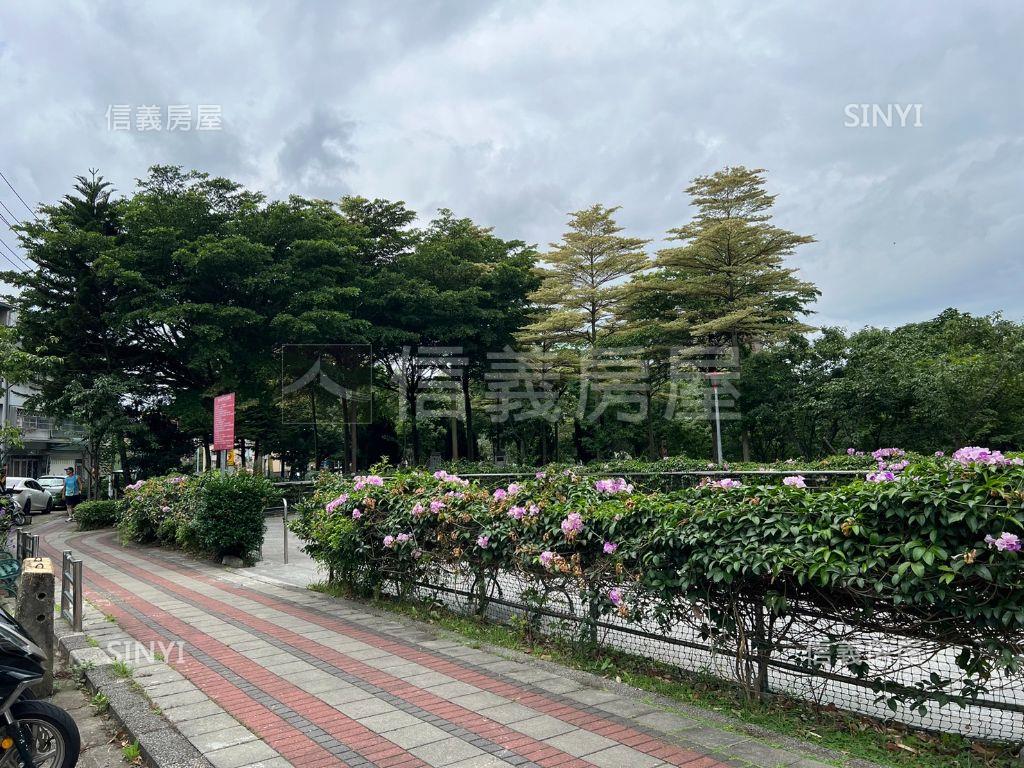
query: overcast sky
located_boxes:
[1,1,1022,330]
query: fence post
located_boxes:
[282,498,289,565]
[16,557,54,696]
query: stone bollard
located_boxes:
[16,557,54,696]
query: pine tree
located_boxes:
[643,166,819,459]
[522,204,649,346]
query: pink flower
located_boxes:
[412,503,425,517]
[535,472,546,480]
[934,451,945,457]
[595,477,634,494]
[847,448,856,455]
[985,532,1022,552]
[608,588,623,606]
[866,470,895,483]
[326,494,349,513]
[954,447,1022,467]
[603,541,618,555]
[871,448,905,461]
[507,506,526,520]
[528,504,539,516]
[476,535,490,549]
[412,548,423,559]
[539,551,554,568]
[160,506,171,513]
[711,478,742,489]
[383,535,395,548]
[430,499,445,513]
[561,513,583,536]
[506,483,521,496]
[396,533,411,544]
[351,509,362,520]
[492,488,507,501]
[782,476,806,489]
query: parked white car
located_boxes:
[5,477,54,515]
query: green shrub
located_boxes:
[191,473,278,563]
[74,501,119,530]
[117,472,277,564]
[292,454,1024,713]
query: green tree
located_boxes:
[644,167,819,459]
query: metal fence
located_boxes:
[259,499,290,563]
[60,550,83,632]
[15,530,39,561]
[395,567,1024,743]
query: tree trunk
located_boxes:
[203,438,211,473]
[117,433,131,485]
[308,389,319,472]
[408,390,420,464]
[461,370,474,461]
[239,437,246,468]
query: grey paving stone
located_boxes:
[333,696,396,719]
[426,681,481,699]
[564,688,620,706]
[476,702,540,725]
[449,691,510,711]
[533,677,583,694]
[358,709,423,733]
[162,699,226,723]
[685,726,750,750]
[152,689,209,709]
[719,740,804,767]
[385,722,452,749]
[509,714,576,740]
[188,726,258,753]
[205,740,280,768]
[632,710,701,733]
[411,736,486,766]
[447,755,521,768]
[544,729,619,757]
[177,713,244,738]
[317,686,375,706]
[584,745,664,768]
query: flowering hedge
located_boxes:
[118,471,278,564]
[293,450,1024,708]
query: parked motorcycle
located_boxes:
[0,607,79,767]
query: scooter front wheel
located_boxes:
[0,699,80,768]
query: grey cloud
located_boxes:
[1,0,1022,329]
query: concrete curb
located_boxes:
[54,619,213,768]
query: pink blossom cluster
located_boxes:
[594,477,634,494]
[539,550,555,568]
[351,508,362,519]
[782,475,806,488]
[560,512,584,535]
[871,448,905,461]
[325,494,349,513]
[125,480,145,492]
[411,503,425,517]
[608,588,623,606]
[169,476,187,484]
[985,532,1022,552]
[353,475,385,490]
[952,447,1024,467]
[865,470,896,483]
[432,470,469,486]
[710,478,742,489]
[476,535,490,549]
[429,499,445,513]
[603,541,618,554]
[383,532,414,548]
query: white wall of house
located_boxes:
[0,302,87,479]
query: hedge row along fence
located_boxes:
[292,449,1024,741]
[117,471,279,564]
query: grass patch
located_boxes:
[121,740,141,763]
[310,581,1021,768]
[111,659,133,678]
[90,692,109,714]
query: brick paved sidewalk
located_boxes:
[36,518,856,768]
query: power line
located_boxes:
[0,199,20,226]
[0,170,37,220]
[0,236,29,271]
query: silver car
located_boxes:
[5,477,55,515]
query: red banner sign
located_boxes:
[213,393,235,451]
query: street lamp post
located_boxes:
[707,371,724,465]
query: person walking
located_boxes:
[63,466,82,522]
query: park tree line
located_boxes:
[3,165,1023,480]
